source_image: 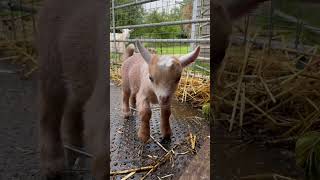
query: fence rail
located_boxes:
[110,0,211,73]
[114,38,210,43]
[111,18,210,30]
[234,1,320,51]
[111,0,158,9]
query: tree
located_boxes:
[111,0,144,33]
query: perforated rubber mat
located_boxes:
[110,84,210,180]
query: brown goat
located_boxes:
[177,0,270,179]
[211,0,269,117]
[36,0,108,179]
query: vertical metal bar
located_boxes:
[268,0,274,54]
[0,20,3,39]
[190,0,198,51]
[243,15,250,45]
[31,0,37,37]
[19,0,27,42]
[9,0,17,40]
[294,9,303,50]
[112,0,118,59]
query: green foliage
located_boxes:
[112,1,187,45]
[112,0,144,32]
[131,8,185,46]
[296,131,320,180]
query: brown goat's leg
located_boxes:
[137,99,151,143]
[89,125,108,180]
[122,90,131,119]
[160,107,172,139]
[63,98,85,168]
[39,85,66,178]
[85,98,108,180]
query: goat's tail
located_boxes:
[225,0,269,21]
[122,44,135,61]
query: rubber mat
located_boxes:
[110,84,210,180]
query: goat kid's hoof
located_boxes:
[123,111,132,119]
[160,136,172,144]
[138,129,150,143]
[161,128,172,139]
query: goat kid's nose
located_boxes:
[159,96,170,104]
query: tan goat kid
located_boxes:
[121,41,200,142]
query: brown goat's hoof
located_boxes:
[41,157,64,180]
[138,129,150,143]
[42,171,63,180]
[43,174,62,180]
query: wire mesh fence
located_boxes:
[110,0,210,107]
[215,0,320,134]
[231,0,320,53]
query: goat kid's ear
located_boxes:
[136,40,152,64]
[179,46,200,67]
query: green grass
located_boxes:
[155,45,190,55]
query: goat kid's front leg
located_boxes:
[160,106,172,140]
[122,90,131,119]
[137,98,151,143]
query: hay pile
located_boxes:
[175,71,210,107]
[0,39,37,77]
[110,63,210,108]
[110,64,122,86]
[215,43,320,138]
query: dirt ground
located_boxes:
[0,62,39,179]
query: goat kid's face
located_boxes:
[136,41,200,106]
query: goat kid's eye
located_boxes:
[149,76,154,82]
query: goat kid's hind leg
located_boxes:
[39,82,66,178]
[160,107,172,140]
[130,94,136,112]
[137,98,151,143]
[122,90,131,119]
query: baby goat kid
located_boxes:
[121,41,200,142]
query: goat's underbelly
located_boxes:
[149,94,158,104]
